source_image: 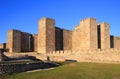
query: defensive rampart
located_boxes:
[46,49,120,63]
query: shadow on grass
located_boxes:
[55,59,77,65]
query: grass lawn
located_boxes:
[6,62,120,79]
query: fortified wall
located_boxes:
[55,27,72,50]
[46,49,120,63]
[110,36,120,48]
[72,18,98,50]
[0,43,6,49]
[32,34,38,52]
[98,23,110,49]
[2,17,120,63]
[6,29,38,52]
[37,18,72,53]
[38,18,55,53]
[55,27,63,50]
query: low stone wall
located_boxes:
[4,48,120,63]
[0,61,57,74]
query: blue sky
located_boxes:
[0,0,120,43]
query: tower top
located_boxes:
[80,17,97,25]
[99,22,110,27]
[38,17,55,22]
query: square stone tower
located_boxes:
[98,22,110,49]
[38,18,55,53]
[110,36,120,49]
[72,18,98,50]
[7,29,21,52]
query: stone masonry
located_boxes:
[72,25,81,50]
[55,27,63,50]
[6,29,37,52]
[63,29,72,50]
[38,18,55,53]
[98,22,110,49]
[7,30,21,52]
[0,43,6,49]
[3,17,120,63]
[32,34,38,52]
[0,49,4,61]
[111,36,120,48]
[72,18,98,50]
[5,17,120,53]
[21,32,31,52]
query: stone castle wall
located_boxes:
[55,28,72,50]
[72,26,81,50]
[21,32,31,52]
[98,23,110,49]
[89,18,98,49]
[32,34,38,52]
[0,43,6,49]
[7,30,21,52]
[6,29,37,52]
[6,17,120,52]
[38,18,55,53]
[8,49,120,63]
[55,27,63,50]
[46,18,55,53]
[72,18,98,50]
[112,36,120,48]
[5,17,120,64]
[63,29,72,50]
[46,49,120,63]
[4,48,120,63]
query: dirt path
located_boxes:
[26,68,55,73]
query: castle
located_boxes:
[1,17,120,63]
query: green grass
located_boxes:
[6,62,120,79]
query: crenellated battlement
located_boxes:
[38,17,55,27]
[80,17,96,24]
[43,48,120,63]
[99,22,110,27]
[73,25,80,30]
[3,17,120,63]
